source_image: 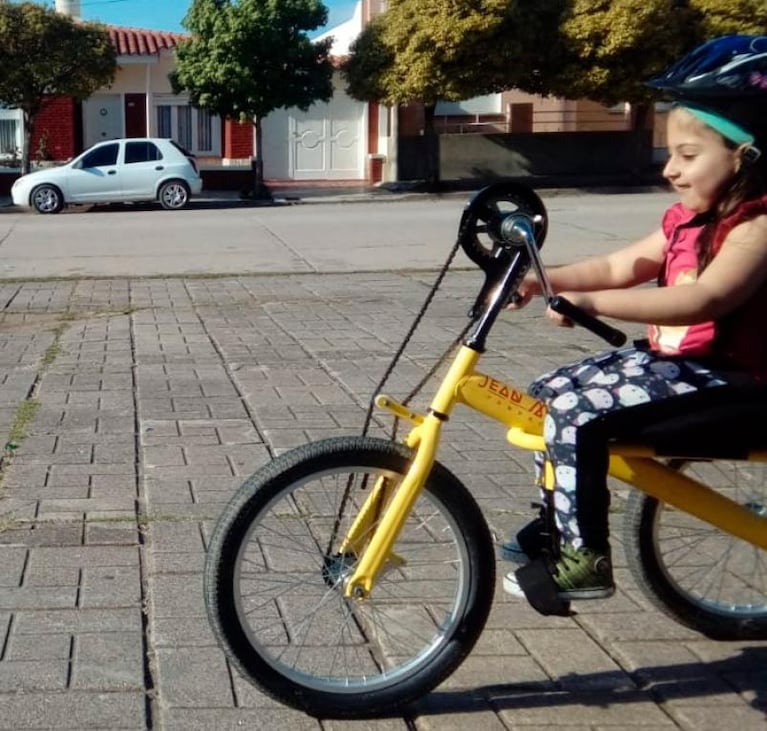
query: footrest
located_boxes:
[515,558,572,617]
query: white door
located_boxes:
[82,95,123,149]
[262,87,365,180]
[291,92,365,180]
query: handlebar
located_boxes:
[549,296,627,347]
[458,182,627,350]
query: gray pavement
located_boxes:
[0,190,765,730]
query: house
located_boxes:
[1,0,655,192]
[2,0,385,189]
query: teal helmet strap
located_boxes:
[676,102,762,164]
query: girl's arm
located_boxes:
[560,216,767,326]
[520,228,667,298]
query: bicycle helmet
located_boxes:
[646,35,767,97]
[647,35,767,160]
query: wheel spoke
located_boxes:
[649,460,767,618]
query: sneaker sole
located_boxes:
[502,573,525,597]
[504,573,615,601]
[557,586,615,600]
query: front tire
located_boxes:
[158,180,190,210]
[31,184,64,214]
[624,459,767,640]
[204,436,495,718]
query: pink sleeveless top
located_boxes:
[648,196,767,377]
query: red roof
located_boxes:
[108,26,188,56]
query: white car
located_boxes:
[11,138,203,213]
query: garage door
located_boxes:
[263,86,366,180]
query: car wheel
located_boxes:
[158,180,190,210]
[31,184,64,214]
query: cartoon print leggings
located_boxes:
[528,345,729,551]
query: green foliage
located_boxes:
[533,0,698,107]
[344,0,545,106]
[0,2,116,111]
[691,0,767,36]
[0,2,116,172]
[345,0,767,111]
[173,0,334,121]
[522,0,767,108]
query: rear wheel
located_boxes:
[31,184,63,214]
[204,436,495,718]
[158,180,190,210]
[624,459,767,639]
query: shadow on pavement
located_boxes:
[410,646,767,718]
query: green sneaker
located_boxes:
[551,544,615,600]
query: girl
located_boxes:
[503,35,767,602]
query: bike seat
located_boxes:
[604,384,767,460]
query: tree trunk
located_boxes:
[423,103,441,191]
[628,101,654,183]
[246,117,272,201]
[21,109,34,175]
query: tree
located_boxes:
[514,0,767,175]
[0,2,116,174]
[514,0,767,129]
[173,0,334,199]
[343,0,565,187]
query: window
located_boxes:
[177,106,192,150]
[197,108,213,152]
[157,106,172,138]
[81,143,119,168]
[155,101,221,156]
[0,107,22,161]
[125,141,162,164]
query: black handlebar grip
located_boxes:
[549,296,627,347]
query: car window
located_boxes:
[125,141,163,164]
[168,140,194,159]
[80,143,119,168]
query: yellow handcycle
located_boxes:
[204,183,767,718]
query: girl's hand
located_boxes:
[506,274,540,309]
[546,291,594,327]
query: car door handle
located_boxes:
[108,170,117,175]
[155,166,164,171]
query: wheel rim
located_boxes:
[161,183,187,208]
[33,186,59,212]
[652,460,767,618]
[231,465,471,693]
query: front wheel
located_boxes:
[624,459,767,640]
[158,180,190,210]
[31,184,64,214]
[204,436,495,718]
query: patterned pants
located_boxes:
[529,346,729,551]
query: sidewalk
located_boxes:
[0,267,766,725]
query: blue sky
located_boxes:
[33,1,358,33]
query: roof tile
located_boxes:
[108,25,187,56]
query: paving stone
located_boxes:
[0,691,146,729]
[0,659,69,691]
[71,631,144,690]
[5,632,72,661]
[147,573,206,618]
[0,546,27,586]
[80,565,141,608]
[14,608,142,635]
[154,646,233,707]
[161,708,321,730]
[151,615,218,648]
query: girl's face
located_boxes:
[663,108,741,212]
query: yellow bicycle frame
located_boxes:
[343,345,767,599]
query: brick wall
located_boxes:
[223,119,253,160]
[31,97,78,162]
